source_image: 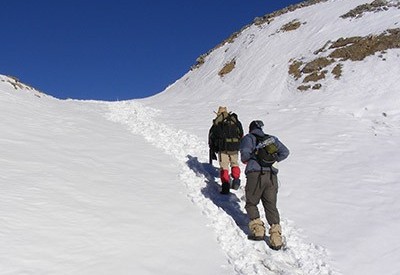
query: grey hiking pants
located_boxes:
[245,171,280,225]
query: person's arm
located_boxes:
[275,137,290,162]
[240,135,254,163]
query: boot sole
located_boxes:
[269,244,283,250]
[247,235,265,241]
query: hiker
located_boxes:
[208,106,244,194]
[239,120,289,250]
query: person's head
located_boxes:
[249,120,264,132]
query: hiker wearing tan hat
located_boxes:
[208,106,244,194]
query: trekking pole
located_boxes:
[209,149,217,164]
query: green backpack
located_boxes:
[253,134,278,167]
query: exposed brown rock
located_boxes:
[288,60,303,80]
[341,0,400,19]
[331,64,343,79]
[218,59,236,77]
[280,20,302,32]
[289,28,400,90]
[303,71,326,83]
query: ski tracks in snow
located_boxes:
[105,101,339,275]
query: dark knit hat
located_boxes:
[249,120,264,131]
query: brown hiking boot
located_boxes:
[248,218,265,240]
[269,224,283,250]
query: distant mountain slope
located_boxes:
[146,0,400,108]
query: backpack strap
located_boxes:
[250,133,271,147]
[226,113,239,127]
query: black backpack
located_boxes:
[252,134,278,167]
[214,113,243,151]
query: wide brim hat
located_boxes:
[217,106,227,115]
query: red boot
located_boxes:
[231,166,240,179]
[231,166,241,190]
[220,169,230,184]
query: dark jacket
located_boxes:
[240,128,289,174]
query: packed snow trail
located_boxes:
[106,100,339,275]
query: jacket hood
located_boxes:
[249,128,265,136]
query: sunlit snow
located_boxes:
[1,0,400,274]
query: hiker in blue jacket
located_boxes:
[240,120,289,250]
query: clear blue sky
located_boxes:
[1,1,303,101]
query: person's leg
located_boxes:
[260,173,280,226]
[229,152,241,190]
[245,172,266,239]
[219,152,230,194]
[260,173,283,249]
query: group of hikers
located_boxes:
[208,106,290,250]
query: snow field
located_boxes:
[106,100,339,275]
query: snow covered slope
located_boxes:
[1,0,400,274]
[0,76,233,274]
[137,0,400,274]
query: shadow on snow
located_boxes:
[186,155,249,235]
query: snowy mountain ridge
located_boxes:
[1,0,400,274]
